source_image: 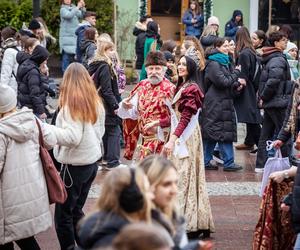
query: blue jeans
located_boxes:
[204,140,234,168]
[61,50,75,73]
[295,233,300,250]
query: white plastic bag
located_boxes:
[260,148,290,197]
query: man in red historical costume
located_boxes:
[118,51,175,160]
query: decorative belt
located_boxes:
[141,134,158,141]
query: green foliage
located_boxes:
[41,0,114,53]
[139,0,147,18]
[204,0,213,24]
[41,0,61,40]
[0,0,32,30]
[87,0,114,35]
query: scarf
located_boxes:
[208,52,230,66]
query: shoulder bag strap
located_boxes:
[35,119,45,148]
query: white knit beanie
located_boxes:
[207,16,220,27]
[284,41,298,54]
[0,84,17,114]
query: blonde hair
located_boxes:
[59,62,102,124]
[201,25,217,37]
[98,33,113,43]
[138,155,177,219]
[90,36,119,76]
[266,25,280,37]
[96,168,151,223]
[96,33,122,66]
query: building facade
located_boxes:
[116,0,300,60]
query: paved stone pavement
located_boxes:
[25,83,264,250]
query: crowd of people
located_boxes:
[0,0,300,249]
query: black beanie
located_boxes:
[28,19,41,30]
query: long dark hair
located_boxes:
[189,0,201,15]
[177,55,198,87]
[235,27,255,55]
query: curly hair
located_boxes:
[184,36,205,70]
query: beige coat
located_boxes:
[0,108,56,244]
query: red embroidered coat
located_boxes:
[123,79,175,160]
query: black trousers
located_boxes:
[0,236,40,250]
[55,163,97,250]
[102,125,121,167]
[244,123,261,146]
[256,108,290,169]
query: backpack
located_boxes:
[0,46,19,75]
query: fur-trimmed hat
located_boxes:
[145,51,167,67]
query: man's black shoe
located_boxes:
[205,163,218,170]
[223,164,243,172]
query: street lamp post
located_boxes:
[33,0,40,17]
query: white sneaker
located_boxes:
[255,168,264,173]
[212,155,224,164]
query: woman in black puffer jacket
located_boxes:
[201,37,244,172]
[17,45,49,119]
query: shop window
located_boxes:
[151,0,181,16]
[258,0,300,32]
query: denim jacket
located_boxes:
[182,10,204,37]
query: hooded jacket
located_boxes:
[258,47,292,109]
[17,45,49,115]
[225,10,243,39]
[0,108,54,244]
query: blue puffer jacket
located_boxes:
[59,4,85,54]
[182,9,204,37]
